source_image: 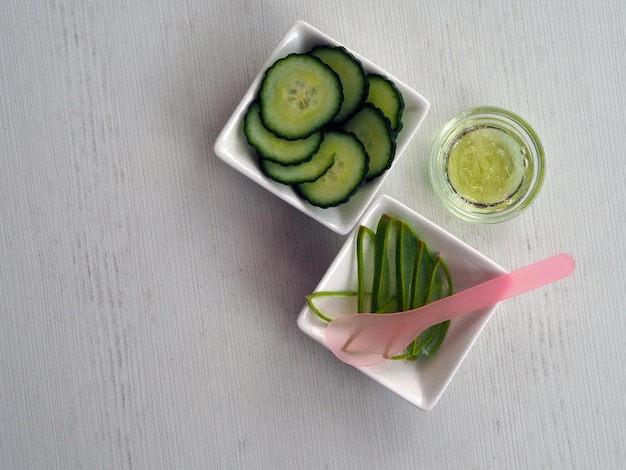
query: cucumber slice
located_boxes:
[244,101,322,165]
[296,130,368,208]
[259,53,343,140]
[309,45,368,124]
[365,74,404,134]
[258,137,334,185]
[343,103,396,181]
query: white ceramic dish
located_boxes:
[213,20,430,235]
[297,195,507,410]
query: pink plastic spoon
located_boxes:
[325,253,575,367]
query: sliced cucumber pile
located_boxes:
[244,44,406,208]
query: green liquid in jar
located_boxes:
[446,126,527,206]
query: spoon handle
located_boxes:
[325,253,576,367]
[403,252,576,326]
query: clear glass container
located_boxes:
[429,107,545,223]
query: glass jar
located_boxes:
[429,107,545,223]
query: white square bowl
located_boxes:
[297,195,507,410]
[213,20,430,234]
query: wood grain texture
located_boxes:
[1,0,625,468]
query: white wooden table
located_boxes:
[2,1,625,468]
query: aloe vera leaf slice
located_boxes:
[357,225,376,313]
[411,241,435,309]
[411,257,445,355]
[420,258,453,356]
[377,295,399,314]
[395,218,419,312]
[425,257,444,304]
[371,214,397,312]
[380,218,398,312]
[414,256,454,356]
[419,320,450,357]
[412,324,444,356]
[390,350,415,361]
[408,247,438,355]
[425,255,454,304]
[306,291,359,322]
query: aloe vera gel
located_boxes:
[446,126,527,206]
[430,107,545,223]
